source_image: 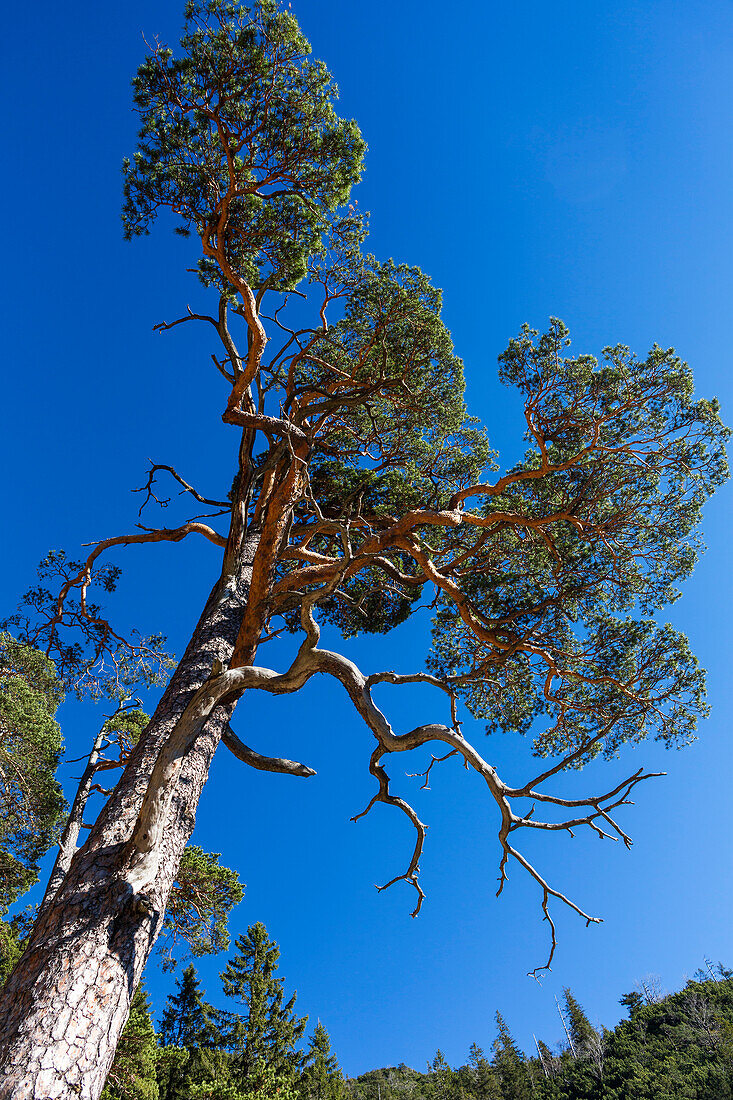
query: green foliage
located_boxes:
[159,847,245,970]
[156,1045,191,1100]
[340,971,733,1098]
[430,319,729,763]
[0,634,66,911]
[281,259,491,639]
[427,1052,455,1100]
[216,922,307,1088]
[306,261,490,497]
[461,1043,501,1100]
[158,964,221,1098]
[0,915,24,990]
[491,1014,531,1100]
[123,0,365,291]
[533,970,733,1099]
[103,707,151,750]
[187,1060,301,1100]
[301,1022,346,1100]
[103,985,159,1100]
[562,989,596,1054]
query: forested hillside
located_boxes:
[99,952,733,1100]
[346,967,733,1100]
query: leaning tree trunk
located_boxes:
[0,534,259,1099]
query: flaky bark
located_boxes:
[0,534,258,1098]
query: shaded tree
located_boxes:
[102,985,159,1100]
[158,964,220,1099]
[0,0,727,1095]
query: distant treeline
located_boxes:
[345,964,733,1100]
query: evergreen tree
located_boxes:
[619,990,644,1017]
[491,1013,531,1100]
[158,964,221,1099]
[187,1060,301,1100]
[562,988,596,1054]
[466,1042,501,1099]
[217,923,307,1088]
[301,1022,345,1100]
[102,985,159,1100]
[0,636,66,990]
[427,1051,454,1100]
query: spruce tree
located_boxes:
[301,1022,345,1100]
[466,1042,501,1100]
[562,988,596,1055]
[217,923,307,1088]
[158,964,220,1098]
[427,1051,454,1100]
[491,1014,531,1100]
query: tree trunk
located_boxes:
[0,534,258,1099]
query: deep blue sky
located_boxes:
[2,0,733,1075]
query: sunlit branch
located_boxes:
[221,723,316,778]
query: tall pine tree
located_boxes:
[217,923,307,1088]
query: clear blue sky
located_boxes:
[1,0,732,1075]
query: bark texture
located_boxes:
[0,536,258,1099]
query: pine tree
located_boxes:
[0,0,727,1091]
[217,923,307,1088]
[301,1022,345,1100]
[562,988,596,1054]
[158,964,220,1099]
[491,1014,531,1100]
[102,985,159,1100]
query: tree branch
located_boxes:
[221,723,316,777]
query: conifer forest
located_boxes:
[1,0,731,1097]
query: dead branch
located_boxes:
[221,723,316,777]
[133,462,230,516]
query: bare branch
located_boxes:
[221,723,316,777]
[133,462,231,516]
